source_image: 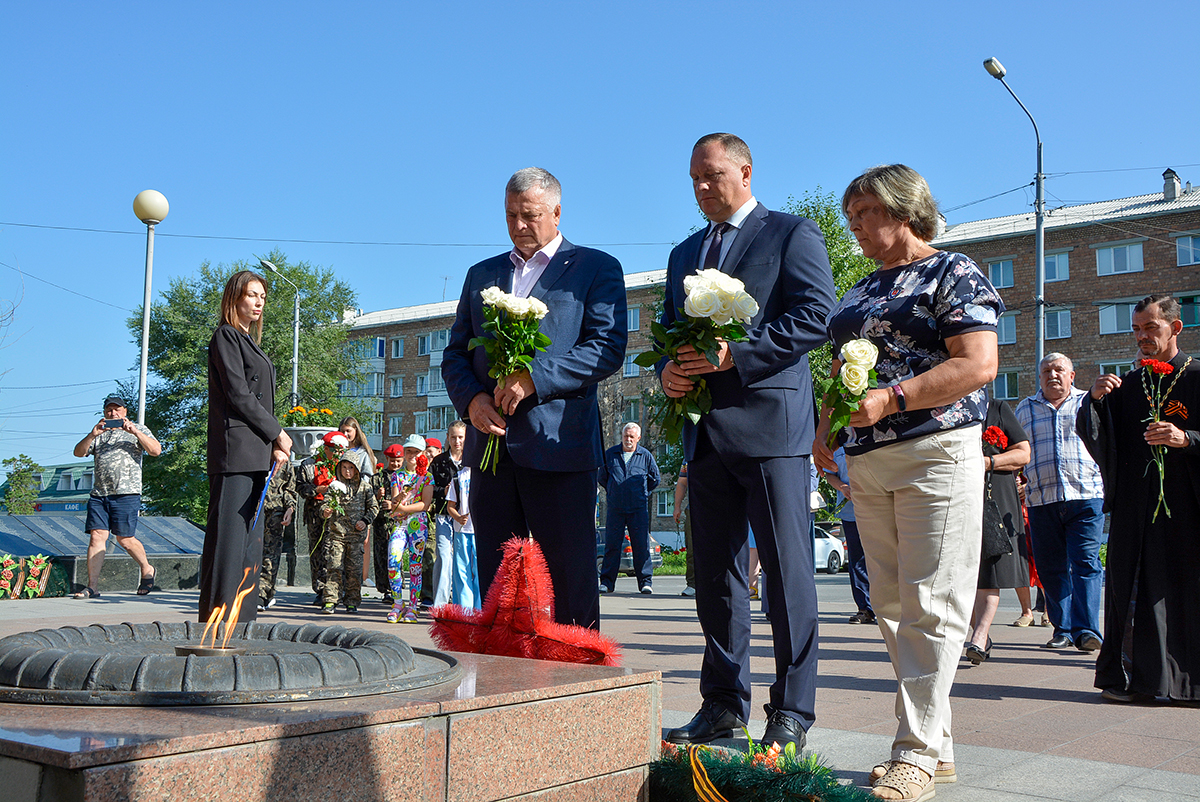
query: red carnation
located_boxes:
[415,453,429,476]
[982,426,1008,450]
[1140,358,1174,376]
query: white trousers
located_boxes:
[848,426,983,773]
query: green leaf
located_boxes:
[633,351,660,368]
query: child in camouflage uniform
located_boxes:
[296,433,347,605]
[371,444,405,605]
[257,461,297,611]
[317,457,378,614]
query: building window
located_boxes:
[431,329,450,353]
[1099,303,1134,335]
[627,307,640,332]
[337,379,356,398]
[428,369,445,393]
[1182,296,1200,328]
[389,376,403,397]
[624,397,640,424]
[373,372,386,397]
[371,412,384,436]
[992,372,1019,401]
[1099,361,1131,377]
[997,314,1016,345]
[1178,235,1200,266]
[375,337,386,358]
[1045,251,1070,282]
[427,405,455,431]
[388,415,403,437]
[413,412,428,435]
[1096,242,1143,276]
[988,259,1014,289]
[623,354,639,377]
[656,489,675,517]
[391,338,404,359]
[1045,309,1071,340]
[418,334,430,356]
[415,375,428,396]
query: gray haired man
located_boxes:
[598,422,661,594]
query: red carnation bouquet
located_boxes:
[1139,357,1186,521]
[982,425,1008,455]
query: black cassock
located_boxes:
[1077,350,1200,701]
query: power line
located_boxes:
[0,260,133,312]
[0,220,676,248]
[942,183,1032,214]
[0,378,123,390]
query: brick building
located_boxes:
[341,270,680,533]
[932,169,1200,401]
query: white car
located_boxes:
[814,525,848,574]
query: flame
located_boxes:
[221,569,257,649]
[201,605,225,648]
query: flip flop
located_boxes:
[137,570,156,595]
[73,587,100,599]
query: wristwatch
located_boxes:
[891,383,907,412]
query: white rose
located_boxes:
[481,286,505,307]
[684,287,719,319]
[713,291,735,325]
[526,297,549,319]
[840,362,869,396]
[712,272,746,296]
[328,480,348,496]
[506,296,532,317]
[840,339,879,368]
[684,274,700,295]
[731,290,759,323]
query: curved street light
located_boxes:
[984,57,1046,369]
[132,190,169,425]
[259,258,301,409]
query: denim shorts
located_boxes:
[85,494,141,538]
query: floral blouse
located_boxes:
[827,251,1003,455]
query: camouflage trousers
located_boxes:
[372,518,392,600]
[309,520,330,595]
[323,535,365,608]
[258,511,287,603]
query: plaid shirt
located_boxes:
[1014,386,1103,506]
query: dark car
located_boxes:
[595,528,664,576]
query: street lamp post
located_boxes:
[132,190,169,425]
[259,259,301,409]
[984,56,1046,369]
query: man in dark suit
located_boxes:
[661,134,836,750]
[598,422,661,595]
[442,167,627,630]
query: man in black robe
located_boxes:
[1077,294,1200,704]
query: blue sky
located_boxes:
[3,1,1198,473]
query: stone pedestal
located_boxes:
[0,653,659,802]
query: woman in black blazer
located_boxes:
[200,270,292,624]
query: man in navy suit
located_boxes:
[442,167,627,630]
[661,134,836,750]
[598,422,661,595]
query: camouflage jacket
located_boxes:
[264,461,297,514]
[89,423,154,497]
[320,474,378,542]
[370,468,397,523]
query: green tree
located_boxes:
[2,455,44,514]
[127,250,368,520]
[781,188,876,400]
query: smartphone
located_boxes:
[103,418,125,429]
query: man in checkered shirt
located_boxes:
[1014,353,1105,653]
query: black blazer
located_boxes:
[207,323,282,475]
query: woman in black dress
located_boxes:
[200,270,292,624]
[965,399,1030,663]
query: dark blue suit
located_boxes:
[661,203,835,728]
[598,444,661,588]
[442,237,627,628]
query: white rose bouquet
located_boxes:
[636,269,760,443]
[823,338,880,448]
[469,287,552,472]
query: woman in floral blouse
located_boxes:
[813,164,1002,802]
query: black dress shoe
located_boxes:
[665,702,746,744]
[1076,633,1102,652]
[1045,634,1072,649]
[761,708,806,751]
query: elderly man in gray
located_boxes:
[598,422,661,594]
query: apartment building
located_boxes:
[932,169,1200,401]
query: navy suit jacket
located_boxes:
[598,444,661,512]
[207,323,282,476]
[442,238,628,473]
[661,203,835,460]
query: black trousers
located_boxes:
[471,454,599,630]
[201,471,267,624]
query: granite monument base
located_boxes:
[0,652,659,802]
